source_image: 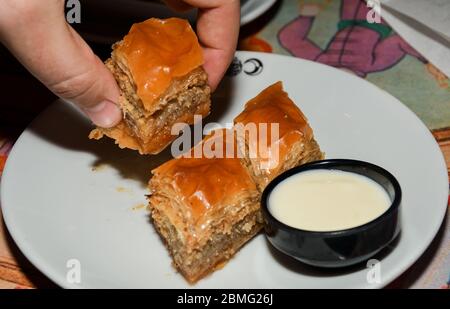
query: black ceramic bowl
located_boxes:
[261,159,402,268]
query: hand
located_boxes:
[164,0,240,91]
[0,0,122,128]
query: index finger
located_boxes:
[182,0,240,91]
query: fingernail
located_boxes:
[83,100,122,128]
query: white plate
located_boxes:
[1,52,448,289]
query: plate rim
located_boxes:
[1,51,448,289]
[241,0,278,25]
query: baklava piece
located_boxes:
[148,130,262,283]
[89,18,211,154]
[234,82,324,190]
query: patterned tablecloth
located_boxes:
[0,0,449,289]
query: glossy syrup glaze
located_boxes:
[116,18,204,109]
[152,130,257,221]
[234,82,313,173]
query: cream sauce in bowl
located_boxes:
[268,170,391,232]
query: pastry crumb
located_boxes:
[116,187,132,194]
[91,164,108,172]
[131,203,146,211]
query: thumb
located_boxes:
[48,26,122,128]
[0,1,121,128]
